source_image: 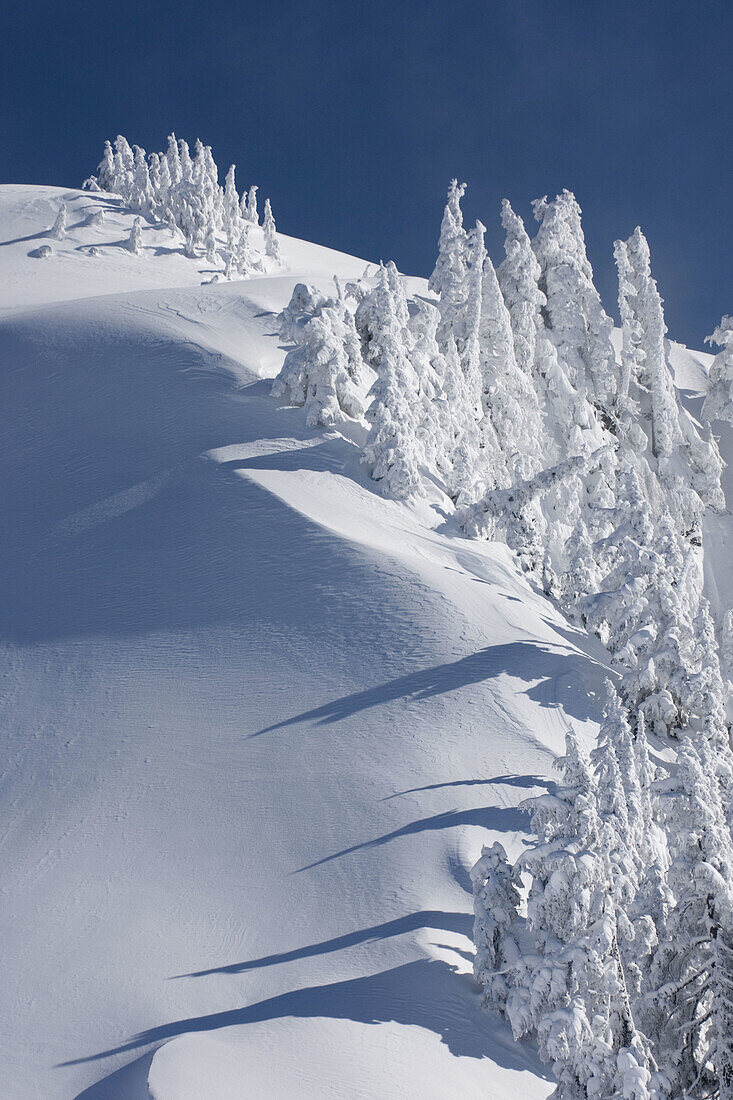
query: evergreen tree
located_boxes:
[497,197,601,467]
[165,133,181,184]
[128,216,142,255]
[531,190,618,413]
[50,203,67,240]
[223,164,240,236]
[704,317,733,426]
[646,739,733,1099]
[472,842,523,1014]
[406,297,453,477]
[511,729,653,1100]
[130,145,152,212]
[179,138,193,181]
[96,140,115,191]
[263,198,280,260]
[361,266,423,498]
[428,178,467,299]
[721,609,733,683]
[618,227,724,515]
[244,184,258,225]
[278,283,329,344]
[273,306,364,427]
[205,220,217,265]
[497,199,544,385]
[479,249,544,482]
[236,222,254,274]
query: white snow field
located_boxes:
[0,185,717,1099]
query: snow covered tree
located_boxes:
[236,222,254,274]
[361,265,423,499]
[131,145,152,212]
[244,184,258,225]
[618,228,679,462]
[617,227,724,515]
[472,841,523,1014]
[497,199,544,385]
[448,219,488,503]
[686,600,729,743]
[205,221,217,265]
[461,448,610,583]
[96,140,115,191]
[531,190,618,414]
[263,197,280,261]
[165,132,181,184]
[273,280,369,429]
[178,139,193,181]
[592,682,660,999]
[722,610,733,684]
[51,203,67,240]
[223,164,240,237]
[479,250,544,482]
[406,297,453,477]
[427,183,490,501]
[645,738,733,1099]
[273,306,364,427]
[497,197,602,468]
[128,217,142,255]
[704,316,733,426]
[278,283,329,344]
[510,728,653,1100]
[429,179,467,299]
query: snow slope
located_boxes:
[0,185,668,1099]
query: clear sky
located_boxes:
[2,0,730,349]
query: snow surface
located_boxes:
[0,185,722,1099]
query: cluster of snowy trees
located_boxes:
[272,180,733,1097]
[473,686,733,1099]
[85,134,280,270]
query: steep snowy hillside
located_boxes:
[1,181,726,1100]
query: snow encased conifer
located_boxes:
[508,729,652,1100]
[531,189,618,413]
[406,298,453,477]
[646,739,733,1099]
[617,228,724,511]
[361,265,423,499]
[128,216,142,255]
[96,141,115,192]
[479,249,544,482]
[427,182,489,500]
[131,145,152,212]
[223,165,240,237]
[273,307,364,427]
[51,203,67,241]
[704,316,733,426]
[244,184,258,225]
[205,221,217,264]
[263,198,280,261]
[471,842,522,1014]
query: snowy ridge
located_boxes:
[1,174,731,1100]
[0,183,596,1100]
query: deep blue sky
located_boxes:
[2,0,730,348]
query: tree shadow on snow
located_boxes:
[61,958,548,1080]
[381,773,553,800]
[296,804,528,872]
[173,909,473,978]
[252,640,605,736]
